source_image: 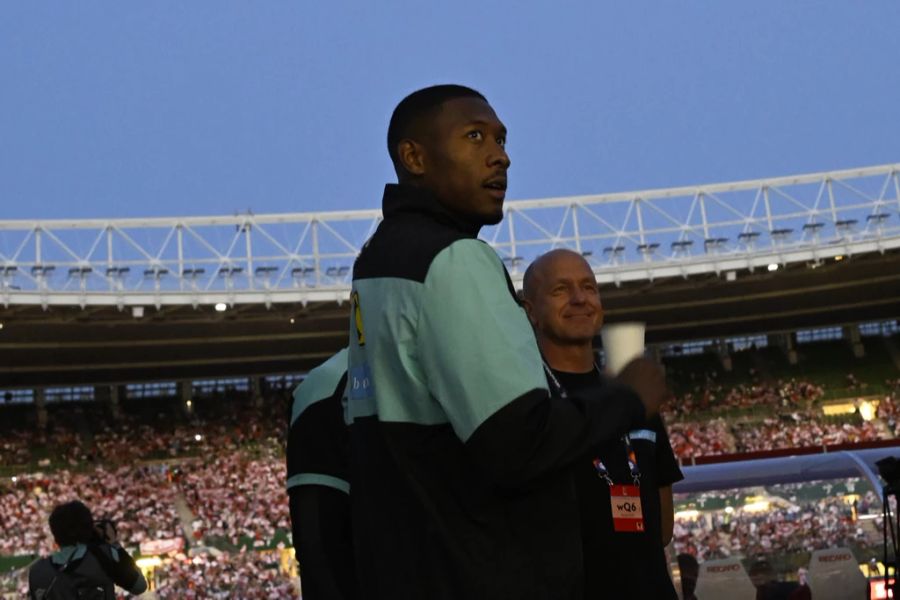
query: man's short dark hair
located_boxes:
[387,84,486,177]
[49,500,94,547]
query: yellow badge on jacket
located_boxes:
[351,291,365,346]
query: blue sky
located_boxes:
[1,2,898,220]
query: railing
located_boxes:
[1,163,898,307]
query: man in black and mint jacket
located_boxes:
[346,85,668,599]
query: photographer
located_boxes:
[28,500,147,599]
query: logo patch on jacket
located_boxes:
[351,290,366,346]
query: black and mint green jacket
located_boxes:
[286,347,350,495]
[347,184,645,600]
[286,348,356,600]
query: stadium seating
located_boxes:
[693,557,757,600]
[806,547,868,600]
[0,335,897,594]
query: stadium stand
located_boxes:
[672,485,881,562]
[1,330,897,595]
[150,551,299,599]
[0,161,896,596]
[693,557,757,600]
[178,448,291,549]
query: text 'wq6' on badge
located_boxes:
[609,484,645,533]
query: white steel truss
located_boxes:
[1,163,899,309]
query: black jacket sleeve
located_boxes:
[466,384,644,489]
[90,543,147,595]
[289,486,357,600]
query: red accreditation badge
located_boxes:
[609,484,644,533]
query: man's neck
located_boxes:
[538,339,594,373]
[385,183,482,236]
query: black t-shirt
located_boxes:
[552,368,684,600]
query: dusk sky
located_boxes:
[2,2,898,220]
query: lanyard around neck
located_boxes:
[541,359,599,399]
[542,361,642,486]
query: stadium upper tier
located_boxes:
[2,163,898,308]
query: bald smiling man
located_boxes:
[522,249,683,600]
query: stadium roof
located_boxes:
[1,163,898,387]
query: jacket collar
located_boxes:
[382,184,483,237]
[52,544,87,565]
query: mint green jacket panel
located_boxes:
[348,278,447,426]
[290,347,349,426]
[417,239,549,442]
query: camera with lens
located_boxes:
[91,518,118,545]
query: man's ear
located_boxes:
[521,298,538,327]
[397,139,426,177]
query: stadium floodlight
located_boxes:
[131,306,144,318]
[0,322,4,330]
[194,434,202,441]
[214,302,227,312]
[767,263,779,272]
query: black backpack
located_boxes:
[31,548,109,600]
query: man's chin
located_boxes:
[481,210,504,226]
[548,330,596,346]
[478,201,505,225]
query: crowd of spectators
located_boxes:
[87,409,285,466]
[732,416,883,452]
[0,448,292,557]
[668,414,887,459]
[0,396,288,468]
[876,381,900,435]
[0,367,896,599]
[667,418,734,458]
[0,464,180,557]
[662,377,825,419]
[674,492,879,562]
[659,372,898,459]
[0,566,26,599]
[178,448,291,549]
[153,551,299,599]
[0,429,31,466]
[1,371,894,472]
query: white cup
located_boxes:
[600,322,646,375]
